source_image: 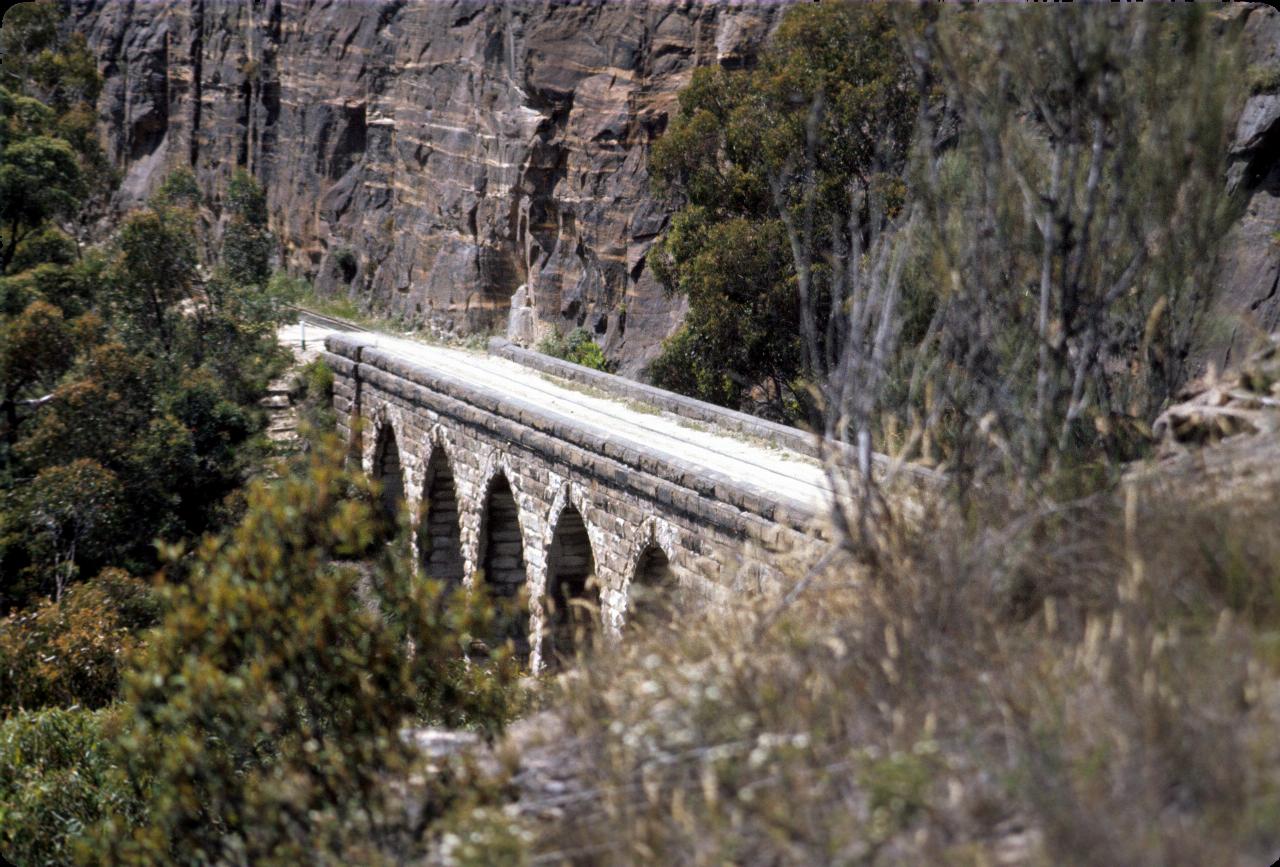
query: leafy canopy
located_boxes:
[648,2,917,422]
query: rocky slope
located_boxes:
[67,0,789,374]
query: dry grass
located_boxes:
[436,452,1280,866]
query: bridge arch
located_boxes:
[477,467,530,657]
[326,333,833,669]
[542,497,601,665]
[372,421,406,525]
[622,518,679,630]
[417,439,465,586]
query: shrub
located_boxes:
[293,357,336,445]
[332,247,358,283]
[537,327,610,372]
[0,706,139,867]
[445,471,1280,865]
[91,567,160,633]
[0,575,142,715]
[85,436,522,865]
[887,4,1241,489]
[1247,62,1280,94]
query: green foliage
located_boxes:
[110,204,197,352]
[901,5,1242,485]
[84,437,522,864]
[648,2,916,421]
[0,1,107,274]
[0,133,85,271]
[332,247,358,284]
[293,358,337,443]
[0,572,153,715]
[153,168,200,209]
[0,707,140,867]
[0,299,76,458]
[537,327,610,372]
[92,567,161,632]
[222,169,274,288]
[7,225,77,272]
[0,0,285,689]
[0,2,101,114]
[649,216,798,416]
[20,459,125,602]
[1247,62,1280,95]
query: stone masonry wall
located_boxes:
[323,333,823,670]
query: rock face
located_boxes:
[68,0,789,374]
[69,1,1280,376]
[1217,4,1280,367]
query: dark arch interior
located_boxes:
[480,474,528,656]
[544,503,598,663]
[375,427,405,525]
[627,545,675,629]
[418,449,464,585]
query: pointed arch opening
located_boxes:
[418,448,464,586]
[626,545,676,631]
[479,472,528,657]
[373,425,405,525]
[543,503,598,664]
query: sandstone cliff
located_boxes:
[68,0,789,373]
[67,1,1280,376]
[1218,4,1280,368]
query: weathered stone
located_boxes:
[1212,4,1280,367]
[69,0,793,374]
[323,331,827,671]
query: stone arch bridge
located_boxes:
[321,325,835,670]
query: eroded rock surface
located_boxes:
[69,0,788,374]
[1217,4,1280,367]
[69,1,1280,377]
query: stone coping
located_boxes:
[487,338,938,487]
[488,337,824,457]
[325,333,827,534]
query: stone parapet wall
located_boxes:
[488,337,942,491]
[488,337,824,458]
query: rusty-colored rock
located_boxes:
[68,0,792,375]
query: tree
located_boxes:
[0,574,152,714]
[0,134,84,272]
[88,437,520,864]
[648,2,918,422]
[893,4,1242,489]
[221,169,274,289]
[111,205,197,355]
[0,299,74,451]
[24,459,124,601]
[0,0,106,257]
[0,1,101,115]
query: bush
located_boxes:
[0,707,140,867]
[485,474,1280,865]
[91,567,160,633]
[0,573,147,715]
[889,4,1241,488]
[85,436,522,865]
[293,358,336,445]
[332,247,358,283]
[537,327,610,372]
